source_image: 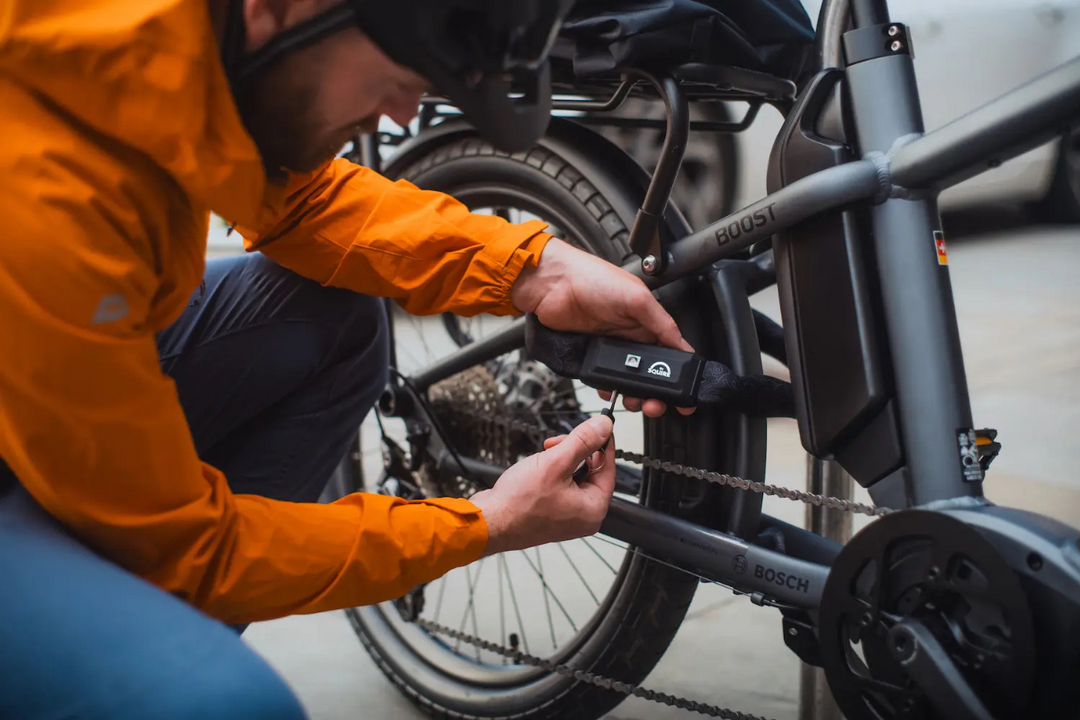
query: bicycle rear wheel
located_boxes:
[337,132,739,720]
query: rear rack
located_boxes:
[385,62,799,278]
[551,63,797,107]
[418,63,796,135]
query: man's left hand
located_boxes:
[511,238,695,418]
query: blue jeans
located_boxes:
[0,254,389,720]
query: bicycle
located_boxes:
[322,1,1080,718]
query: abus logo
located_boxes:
[647,362,672,378]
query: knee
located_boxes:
[333,293,390,387]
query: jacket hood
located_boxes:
[0,0,267,225]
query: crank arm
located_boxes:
[888,618,995,720]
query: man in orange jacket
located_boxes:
[0,0,694,717]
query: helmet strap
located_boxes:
[222,2,357,90]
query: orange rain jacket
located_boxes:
[0,0,551,624]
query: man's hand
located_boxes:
[469,415,615,556]
[511,238,695,417]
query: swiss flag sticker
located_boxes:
[934,230,948,266]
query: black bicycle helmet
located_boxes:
[223,0,575,152]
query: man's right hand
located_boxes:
[469,415,616,556]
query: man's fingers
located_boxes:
[544,414,614,477]
[631,291,694,353]
[543,435,567,450]
[641,399,666,417]
[580,435,617,498]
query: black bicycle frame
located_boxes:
[395,0,1080,611]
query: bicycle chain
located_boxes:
[407,383,893,718]
[413,617,773,720]
[452,405,893,517]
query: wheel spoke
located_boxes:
[533,548,559,651]
[502,554,530,655]
[590,535,631,553]
[454,565,471,653]
[522,547,579,649]
[581,537,619,575]
[409,315,436,365]
[433,575,447,624]
[395,339,424,373]
[557,542,600,605]
[498,553,507,664]
[456,560,486,657]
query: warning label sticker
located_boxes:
[934,230,948,266]
[957,428,984,482]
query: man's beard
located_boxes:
[234,67,376,180]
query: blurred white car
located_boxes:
[608,0,1080,227]
[810,0,1080,219]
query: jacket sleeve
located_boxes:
[0,78,488,625]
[235,158,552,317]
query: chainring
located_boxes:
[819,509,1036,720]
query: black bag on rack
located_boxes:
[552,0,815,83]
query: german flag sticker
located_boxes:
[934,230,948,266]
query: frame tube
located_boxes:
[628,160,883,288]
[815,0,850,70]
[847,53,980,505]
[709,263,767,537]
[408,162,879,394]
[444,455,830,609]
[891,56,1080,191]
[602,497,827,608]
[850,0,889,27]
[411,318,525,391]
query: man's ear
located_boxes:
[244,0,286,52]
[244,0,337,52]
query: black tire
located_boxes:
[344,135,719,720]
[1039,128,1080,223]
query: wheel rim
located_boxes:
[354,189,652,690]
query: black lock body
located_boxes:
[580,337,704,408]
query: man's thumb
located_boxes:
[545,415,614,477]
